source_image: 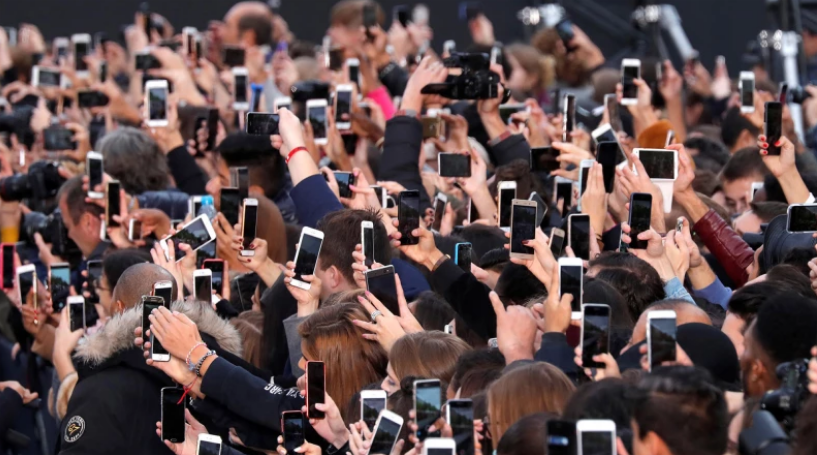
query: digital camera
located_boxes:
[420,53,504,100]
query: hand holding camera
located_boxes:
[401,56,448,112]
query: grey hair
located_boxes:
[96,127,171,194]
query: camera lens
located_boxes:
[0,174,30,202]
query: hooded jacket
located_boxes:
[56,301,242,455]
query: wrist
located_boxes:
[332,433,350,449]
[654,257,677,282]
[400,94,422,113]
[297,300,319,318]
[502,345,534,364]
[480,112,506,140]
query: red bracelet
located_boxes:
[286,146,308,164]
[178,377,198,404]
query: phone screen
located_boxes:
[246,113,280,135]
[363,225,375,267]
[741,78,754,107]
[362,397,386,432]
[550,233,565,257]
[143,301,162,335]
[370,417,401,454]
[69,302,85,331]
[456,243,472,272]
[167,217,213,260]
[309,105,328,140]
[198,440,222,455]
[511,204,536,255]
[294,233,323,282]
[18,269,34,304]
[334,172,354,198]
[107,181,121,227]
[439,153,471,178]
[87,260,102,303]
[336,90,352,121]
[765,102,783,155]
[581,430,614,455]
[195,274,212,302]
[307,362,326,418]
[366,267,398,313]
[39,69,62,87]
[597,142,622,193]
[449,400,475,455]
[638,150,674,179]
[628,194,652,249]
[556,182,572,214]
[242,204,258,250]
[399,191,420,244]
[283,412,306,452]
[224,47,245,66]
[2,245,14,289]
[234,75,248,103]
[579,164,592,197]
[415,381,442,441]
[649,317,677,368]
[547,420,577,455]
[560,265,582,311]
[582,305,611,368]
[218,188,240,227]
[531,147,560,173]
[788,205,817,232]
[50,265,71,312]
[432,197,445,232]
[161,388,186,442]
[569,215,590,260]
[148,86,168,121]
[88,157,103,191]
[622,64,639,99]
[498,187,516,228]
[203,261,224,293]
[75,41,89,70]
[153,284,174,305]
[563,95,576,139]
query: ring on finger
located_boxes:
[370,310,382,323]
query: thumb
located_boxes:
[489,291,505,320]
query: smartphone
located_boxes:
[17,264,36,307]
[135,52,162,71]
[245,112,280,135]
[334,84,353,130]
[152,280,174,305]
[281,411,305,453]
[72,33,91,75]
[86,151,104,199]
[87,259,102,304]
[203,108,219,151]
[307,99,329,145]
[43,127,75,151]
[398,190,421,245]
[394,5,410,27]
[193,269,213,303]
[431,194,447,233]
[232,67,249,111]
[554,177,573,217]
[334,171,355,199]
[562,94,576,142]
[106,180,121,227]
[145,80,169,127]
[499,103,526,125]
[454,242,473,273]
[591,123,618,146]
[604,94,622,132]
[447,399,474,455]
[628,193,652,250]
[423,439,456,455]
[197,434,222,455]
[581,304,611,368]
[223,46,246,67]
[370,185,388,209]
[576,419,616,455]
[568,214,591,261]
[142,295,165,336]
[365,265,398,313]
[292,227,325,290]
[558,257,583,316]
[361,390,388,432]
[528,192,548,229]
[414,379,442,441]
[361,221,376,267]
[577,159,594,211]
[159,215,217,262]
[740,71,755,114]
[550,228,566,257]
[68,296,86,332]
[764,101,783,156]
[369,410,404,455]
[274,96,292,113]
[633,148,677,180]
[438,153,471,178]
[32,66,62,88]
[510,199,537,260]
[220,187,241,227]
[77,90,110,108]
[596,142,622,193]
[751,182,764,202]
[546,420,577,455]
[530,146,560,173]
[498,181,517,232]
[621,59,641,105]
[1,243,14,290]
[203,259,225,295]
[161,387,186,443]
[306,361,326,419]
[647,310,677,370]
[50,263,71,313]
[240,198,258,256]
[787,204,817,232]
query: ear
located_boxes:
[248,184,263,196]
[116,299,125,314]
[737,129,757,149]
[643,431,666,455]
[326,265,343,290]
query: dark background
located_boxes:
[0,0,770,71]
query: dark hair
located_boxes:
[721,107,760,149]
[633,366,728,455]
[102,249,151,289]
[793,396,817,455]
[496,413,556,455]
[583,278,634,330]
[216,133,287,199]
[691,170,722,197]
[316,209,392,288]
[766,263,813,294]
[684,136,730,169]
[728,281,792,325]
[563,379,636,430]
[489,159,543,201]
[749,201,789,223]
[780,248,817,277]
[720,147,768,182]
[753,293,817,366]
[494,263,546,306]
[479,247,510,272]
[458,224,508,261]
[450,348,506,395]
[237,13,273,46]
[330,0,385,28]
[57,176,104,224]
[593,266,666,323]
[411,291,456,332]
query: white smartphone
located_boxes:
[422,438,456,455]
[240,198,258,256]
[740,71,755,114]
[67,296,86,332]
[576,419,616,455]
[751,181,764,202]
[558,257,583,319]
[193,269,213,304]
[71,33,91,76]
[335,84,354,131]
[591,123,618,145]
[368,410,404,455]
[189,195,204,218]
[144,79,169,127]
[291,227,325,290]
[620,59,641,106]
[232,67,250,111]
[86,151,104,199]
[54,37,69,61]
[196,433,222,455]
[497,181,517,232]
[32,66,62,88]
[159,214,217,262]
[361,220,375,267]
[274,96,292,113]
[510,199,537,261]
[128,219,142,242]
[632,148,678,181]
[182,27,198,57]
[647,310,677,371]
[307,99,329,145]
[152,280,174,305]
[346,58,360,85]
[360,390,387,431]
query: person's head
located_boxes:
[449,348,506,399]
[231,310,264,368]
[719,147,768,215]
[489,160,543,202]
[780,247,817,278]
[740,293,817,397]
[216,133,287,200]
[583,278,634,331]
[487,362,575,441]
[531,28,597,86]
[96,249,151,315]
[382,332,471,395]
[111,263,179,315]
[409,291,456,332]
[563,379,636,432]
[721,107,761,153]
[690,170,723,198]
[733,201,788,235]
[588,254,666,323]
[223,1,273,47]
[723,281,790,357]
[96,127,171,194]
[328,0,384,53]
[57,176,104,258]
[496,412,557,455]
[315,209,392,300]
[683,136,730,173]
[631,366,728,455]
[630,300,712,346]
[494,264,546,306]
[765,264,813,293]
[298,303,388,421]
[458,224,508,260]
[505,43,553,98]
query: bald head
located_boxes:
[112,263,179,312]
[224,1,273,46]
[630,300,712,345]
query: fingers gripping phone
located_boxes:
[334,171,355,199]
[414,379,442,441]
[581,304,611,369]
[647,310,677,370]
[398,190,421,245]
[364,265,398,314]
[558,257,583,318]
[161,387,186,443]
[292,228,324,290]
[306,361,326,419]
[281,411,306,453]
[361,390,387,432]
[627,193,652,249]
[159,215,217,262]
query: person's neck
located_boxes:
[81,239,102,259]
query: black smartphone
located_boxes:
[414,379,442,441]
[135,53,161,71]
[559,260,583,312]
[334,171,355,199]
[282,411,306,453]
[562,94,576,142]
[203,259,225,294]
[106,180,121,227]
[77,90,110,108]
[531,146,560,173]
[568,214,591,261]
[43,127,76,151]
[1,244,14,290]
[637,149,675,180]
[398,190,420,245]
[596,142,621,194]
[648,312,677,369]
[87,153,103,195]
[241,199,258,252]
[787,204,817,232]
[68,298,85,331]
[447,399,475,455]
[628,193,652,249]
[161,387,186,443]
[438,153,471,178]
[510,201,537,257]
[99,61,108,83]
[431,195,446,233]
[306,361,326,419]
[394,5,410,27]
[579,162,592,198]
[498,183,516,230]
[50,263,71,313]
[365,265,398,314]
[87,259,103,304]
[362,222,375,267]
[205,108,219,151]
[245,113,280,135]
[581,304,611,368]
[764,101,783,156]
[235,167,249,202]
[547,420,577,455]
[554,180,572,217]
[335,88,353,124]
[220,187,241,227]
[223,46,245,67]
[550,229,565,257]
[455,242,472,273]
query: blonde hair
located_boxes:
[506,43,555,93]
[390,332,471,385]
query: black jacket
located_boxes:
[136,189,190,220]
[380,116,432,210]
[430,258,496,340]
[166,146,208,196]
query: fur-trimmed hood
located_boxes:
[75,300,242,365]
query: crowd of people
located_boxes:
[3,1,817,454]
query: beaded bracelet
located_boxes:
[194,350,217,377]
[186,342,207,371]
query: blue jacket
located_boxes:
[136,189,190,220]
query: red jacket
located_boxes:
[693,209,754,288]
